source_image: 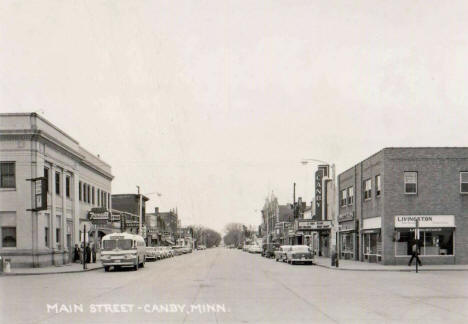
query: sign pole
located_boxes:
[415,220,419,273]
[83,224,87,270]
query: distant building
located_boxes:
[111,194,149,238]
[0,113,113,268]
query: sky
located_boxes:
[1,1,468,233]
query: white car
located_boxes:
[249,245,262,253]
[285,245,314,265]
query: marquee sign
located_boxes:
[297,220,332,230]
[315,169,323,220]
[394,215,455,228]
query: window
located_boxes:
[404,172,417,194]
[87,185,91,204]
[44,167,49,193]
[55,172,60,195]
[375,175,381,197]
[363,179,372,200]
[0,162,16,188]
[395,229,453,256]
[92,187,95,205]
[108,193,110,209]
[45,227,49,248]
[66,176,70,198]
[460,172,468,194]
[340,189,347,207]
[97,189,100,206]
[348,187,354,205]
[79,181,82,201]
[2,227,16,247]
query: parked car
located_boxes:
[165,246,174,257]
[275,245,293,262]
[145,247,158,261]
[172,246,184,255]
[285,245,314,265]
[243,245,250,252]
[157,246,168,258]
[197,245,206,250]
[248,245,262,253]
[262,243,278,258]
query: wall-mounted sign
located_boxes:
[394,215,455,228]
[362,217,381,230]
[315,169,324,220]
[338,212,354,222]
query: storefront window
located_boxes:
[363,232,381,262]
[340,233,354,259]
[395,229,453,256]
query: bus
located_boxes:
[100,233,146,272]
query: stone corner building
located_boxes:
[0,113,113,268]
[337,147,468,265]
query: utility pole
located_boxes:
[137,186,142,237]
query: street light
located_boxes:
[136,186,162,239]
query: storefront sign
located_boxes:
[315,169,324,220]
[338,212,354,222]
[362,217,381,230]
[27,177,48,211]
[298,220,332,230]
[394,215,455,228]
[339,221,356,232]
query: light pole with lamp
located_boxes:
[301,158,339,267]
[136,186,162,245]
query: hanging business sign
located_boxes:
[298,220,332,230]
[27,177,48,211]
[394,215,455,228]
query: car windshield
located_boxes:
[103,239,133,250]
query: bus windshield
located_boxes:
[103,239,133,250]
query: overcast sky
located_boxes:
[1,1,468,233]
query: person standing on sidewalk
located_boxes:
[91,243,96,263]
[85,244,91,264]
[73,244,80,263]
[408,241,422,267]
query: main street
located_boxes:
[1,248,467,324]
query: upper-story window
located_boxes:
[66,176,71,198]
[55,172,61,195]
[363,179,372,200]
[347,187,354,205]
[92,187,95,205]
[0,162,16,188]
[340,189,347,207]
[375,175,381,197]
[97,189,100,206]
[44,167,49,193]
[404,171,417,194]
[79,181,82,201]
[460,172,468,194]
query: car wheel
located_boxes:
[104,266,110,272]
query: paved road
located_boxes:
[1,247,468,323]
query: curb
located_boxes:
[1,266,104,276]
[314,263,468,272]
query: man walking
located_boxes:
[408,241,422,267]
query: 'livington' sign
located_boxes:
[394,215,455,228]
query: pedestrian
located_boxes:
[73,244,80,262]
[408,241,422,267]
[85,244,91,263]
[91,243,96,263]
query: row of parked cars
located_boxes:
[265,244,314,265]
[145,245,193,261]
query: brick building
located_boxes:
[338,147,468,265]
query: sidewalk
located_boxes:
[1,262,103,276]
[313,256,468,271]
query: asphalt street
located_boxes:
[1,247,468,324]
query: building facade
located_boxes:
[0,113,113,268]
[111,194,149,238]
[338,147,468,265]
